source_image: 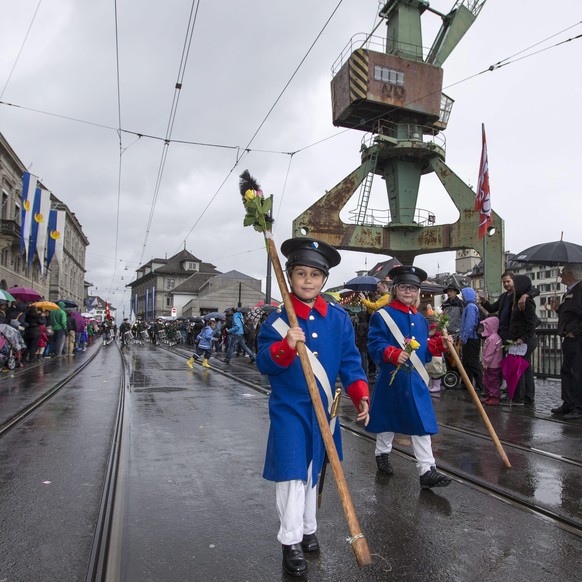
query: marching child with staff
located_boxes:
[366,265,452,489]
[256,237,370,577]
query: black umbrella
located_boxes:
[513,240,582,266]
[344,275,379,292]
[203,311,226,321]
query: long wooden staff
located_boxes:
[266,234,372,567]
[442,332,511,468]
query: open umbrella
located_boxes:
[368,258,402,280]
[500,354,529,400]
[513,239,582,266]
[203,311,226,321]
[71,311,85,330]
[344,275,380,292]
[254,300,280,308]
[0,289,16,302]
[32,301,60,311]
[8,287,43,302]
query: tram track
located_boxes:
[161,344,582,540]
[0,344,103,438]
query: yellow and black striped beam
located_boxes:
[349,49,368,103]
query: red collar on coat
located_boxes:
[291,293,328,319]
[389,299,418,315]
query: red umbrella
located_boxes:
[501,355,529,400]
[8,287,43,302]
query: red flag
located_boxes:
[475,124,493,239]
[105,302,111,320]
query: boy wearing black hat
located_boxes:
[256,237,370,577]
[366,265,451,489]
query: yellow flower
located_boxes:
[244,189,256,201]
[389,337,420,385]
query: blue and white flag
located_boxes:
[33,189,52,274]
[21,172,38,261]
[28,187,42,269]
[46,210,58,269]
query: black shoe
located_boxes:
[563,410,582,420]
[376,453,393,475]
[282,543,308,577]
[511,399,525,406]
[248,358,255,364]
[551,404,573,414]
[301,533,319,553]
[420,467,452,489]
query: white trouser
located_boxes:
[275,463,317,545]
[375,432,435,476]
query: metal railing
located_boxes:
[532,329,562,379]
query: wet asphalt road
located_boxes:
[119,345,582,582]
[1,343,581,581]
[0,346,121,581]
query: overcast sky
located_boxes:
[1,0,580,312]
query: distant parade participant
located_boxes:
[132,317,146,345]
[366,265,451,489]
[119,318,132,347]
[187,318,217,368]
[256,238,369,578]
[225,309,255,364]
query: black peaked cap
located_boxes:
[281,237,341,275]
[388,265,427,287]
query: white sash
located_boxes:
[377,310,430,386]
[272,317,337,433]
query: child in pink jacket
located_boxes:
[479,316,504,406]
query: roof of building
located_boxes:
[171,272,217,293]
[212,270,259,281]
[154,249,218,274]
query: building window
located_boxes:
[166,297,171,307]
[185,261,199,271]
[166,278,175,290]
[374,65,404,86]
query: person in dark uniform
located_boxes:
[256,237,370,578]
[550,263,582,419]
[366,265,451,489]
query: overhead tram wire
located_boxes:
[1,21,578,157]
[138,0,202,267]
[178,0,346,253]
[0,0,43,100]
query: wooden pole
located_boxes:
[443,333,511,468]
[266,236,372,567]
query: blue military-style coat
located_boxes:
[257,294,367,486]
[366,300,439,436]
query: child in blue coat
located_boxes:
[366,265,451,489]
[257,237,370,578]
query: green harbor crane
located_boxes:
[292,0,504,290]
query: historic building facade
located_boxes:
[0,131,89,303]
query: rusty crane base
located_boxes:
[292,145,505,293]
